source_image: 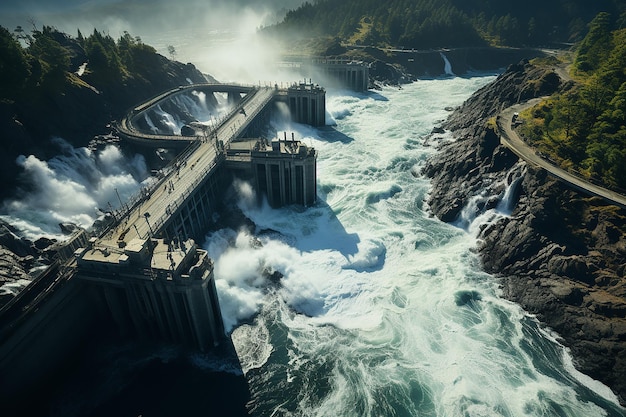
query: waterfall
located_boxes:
[152,104,181,135]
[0,140,151,240]
[440,52,455,76]
[143,113,159,134]
[496,175,523,215]
[453,192,491,231]
[192,90,208,113]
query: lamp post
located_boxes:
[114,187,124,209]
[144,212,155,238]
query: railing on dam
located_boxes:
[0,81,322,354]
[116,84,272,147]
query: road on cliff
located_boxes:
[497,95,626,209]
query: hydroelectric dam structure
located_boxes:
[0,81,326,407]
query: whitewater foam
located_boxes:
[0,139,152,240]
[204,77,626,416]
[3,70,624,416]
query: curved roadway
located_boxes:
[498,99,626,209]
[105,86,277,245]
[115,83,261,147]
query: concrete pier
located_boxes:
[253,135,317,207]
[279,57,370,92]
[226,135,318,207]
[77,237,224,351]
[311,57,370,92]
[0,81,324,409]
[287,82,326,126]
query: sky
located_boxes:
[0,0,308,81]
[0,0,305,39]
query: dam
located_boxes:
[279,56,371,92]
[0,81,326,408]
[226,133,317,208]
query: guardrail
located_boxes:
[108,87,276,237]
[116,85,267,144]
[0,85,279,342]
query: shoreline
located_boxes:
[423,59,626,406]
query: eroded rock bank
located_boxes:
[341,45,549,86]
[423,60,626,405]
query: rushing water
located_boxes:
[203,77,626,417]
[0,139,152,241]
[3,71,625,416]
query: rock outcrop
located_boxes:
[0,220,36,308]
[423,60,626,405]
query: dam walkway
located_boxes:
[110,85,276,242]
[0,80,324,365]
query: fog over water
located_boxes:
[1,2,626,416]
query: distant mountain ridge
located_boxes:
[266,0,626,49]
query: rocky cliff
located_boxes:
[423,60,626,405]
[349,46,547,86]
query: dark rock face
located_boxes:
[358,46,548,86]
[423,60,626,405]
[0,220,35,308]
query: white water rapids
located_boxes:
[2,74,625,416]
[205,77,625,416]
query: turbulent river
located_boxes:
[3,73,626,416]
[212,78,625,417]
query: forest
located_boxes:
[0,24,162,101]
[0,24,207,199]
[266,0,626,49]
[519,12,626,191]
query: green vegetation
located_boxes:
[0,24,205,198]
[265,0,482,49]
[518,12,626,191]
[265,0,626,49]
[0,24,159,102]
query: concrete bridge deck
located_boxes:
[115,83,269,148]
[0,85,276,336]
[105,86,277,245]
[0,81,324,404]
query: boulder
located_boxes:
[59,222,80,235]
[33,237,57,251]
[0,220,35,258]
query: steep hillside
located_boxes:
[0,26,213,200]
[265,0,626,49]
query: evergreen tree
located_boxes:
[576,12,612,72]
[0,26,31,99]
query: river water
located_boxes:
[204,78,625,417]
[2,58,625,417]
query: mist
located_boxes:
[1,0,309,83]
[0,138,152,240]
